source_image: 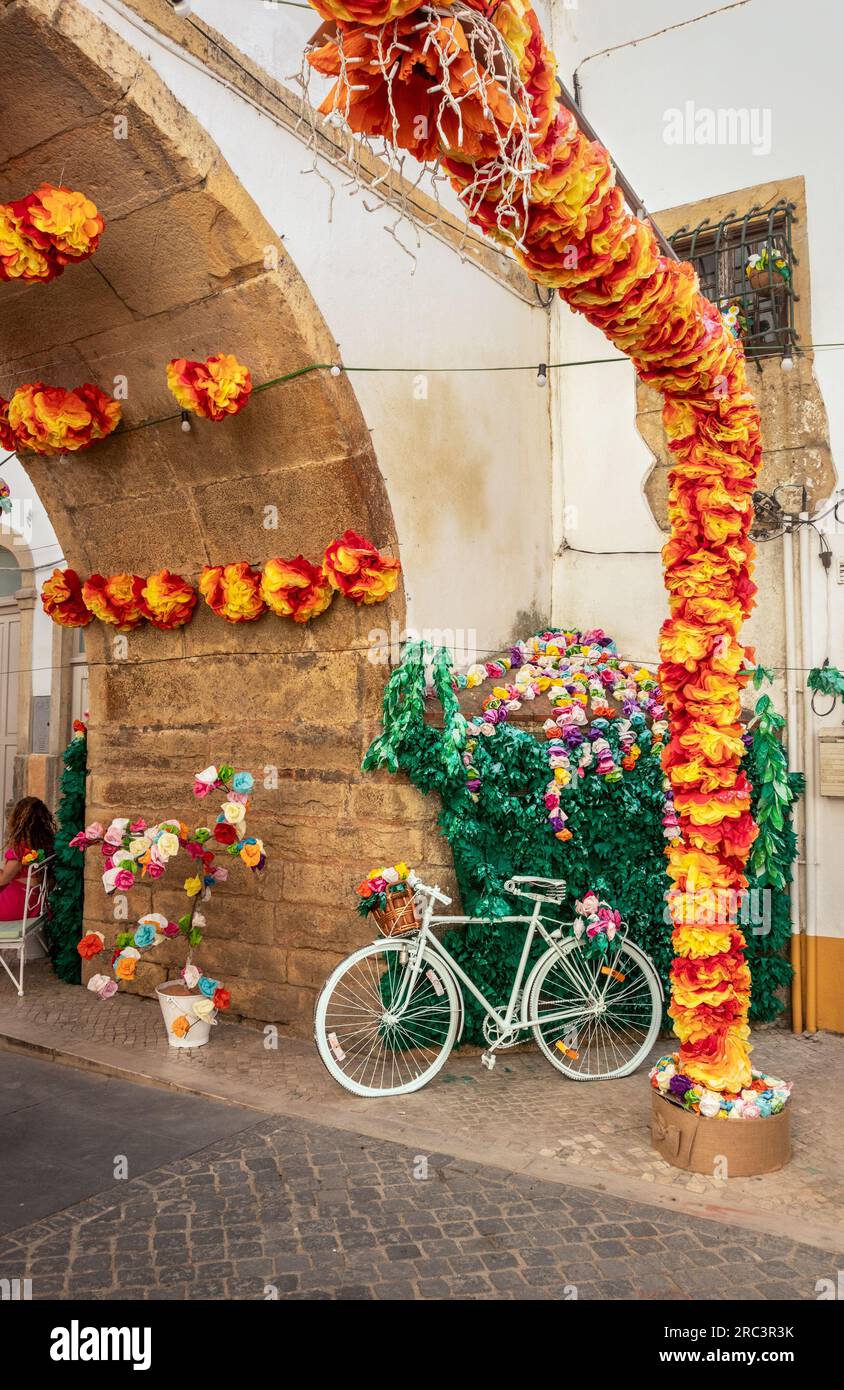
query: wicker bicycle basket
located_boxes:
[371,884,420,937]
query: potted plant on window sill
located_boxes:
[74,762,266,1047]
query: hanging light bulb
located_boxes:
[180,410,192,433]
[781,354,794,372]
[536,363,548,388]
[330,364,342,377]
[172,1,192,15]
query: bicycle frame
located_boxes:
[384,892,604,1038]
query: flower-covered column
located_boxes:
[301,0,762,1093]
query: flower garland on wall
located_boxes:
[74,764,264,1037]
[39,532,401,629]
[303,0,764,1095]
[0,183,104,284]
[363,639,798,1045]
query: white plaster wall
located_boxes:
[80,0,553,658]
[1,457,62,702]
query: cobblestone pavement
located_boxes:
[0,1106,838,1301]
[1,964,841,1252]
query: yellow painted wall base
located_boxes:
[816,937,844,1034]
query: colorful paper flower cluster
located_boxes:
[572,892,624,961]
[0,183,104,284]
[81,573,146,631]
[166,353,253,421]
[42,535,400,630]
[650,1053,791,1120]
[0,481,11,515]
[451,630,667,841]
[302,0,764,1093]
[0,382,120,456]
[323,531,402,605]
[198,562,266,623]
[40,569,91,629]
[261,555,333,623]
[355,861,412,916]
[74,765,266,1027]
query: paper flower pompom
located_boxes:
[140,570,198,630]
[82,573,146,630]
[0,184,104,283]
[166,353,252,421]
[198,562,265,623]
[323,530,401,605]
[24,184,104,268]
[0,396,14,452]
[4,382,120,455]
[0,204,51,283]
[261,555,334,623]
[41,569,93,628]
[77,930,105,960]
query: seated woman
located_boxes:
[0,796,55,921]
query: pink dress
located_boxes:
[0,847,30,922]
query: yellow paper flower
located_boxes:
[184,876,202,897]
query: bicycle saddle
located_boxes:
[504,876,568,903]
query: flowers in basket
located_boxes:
[571,892,624,960]
[745,244,791,285]
[650,1053,792,1121]
[74,763,266,1043]
[355,862,418,934]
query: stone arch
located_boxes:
[0,0,415,1029]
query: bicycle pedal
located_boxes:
[481,1050,497,1070]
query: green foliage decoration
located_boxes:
[364,643,802,1042]
[45,728,88,984]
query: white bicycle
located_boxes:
[314,874,663,1097]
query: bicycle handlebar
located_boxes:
[408,872,452,907]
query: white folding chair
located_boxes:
[0,854,54,996]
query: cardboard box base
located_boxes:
[651,1090,791,1177]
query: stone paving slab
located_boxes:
[1,964,842,1254]
[0,1110,837,1301]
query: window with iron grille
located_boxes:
[669,199,798,358]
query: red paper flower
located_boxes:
[3,382,120,455]
[198,563,265,623]
[322,530,401,605]
[0,183,104,283]
[213,822,238,846]
[82,573,146,631]
[166,353,252,421]
[260,555,334,623]
[77,931,104,960]
[140,570,198,630]
[41,569,93,629]
[213,987,231,1011]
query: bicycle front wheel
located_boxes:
[314,940,460,1097]
[529,938,661,1080]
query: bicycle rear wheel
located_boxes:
[314,940,459,1097]
[529,938,661,1080]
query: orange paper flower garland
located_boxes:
[40,569,93,629]
[41,534,400,630]
[0,183,104,284]
[303,0,761,1095]
[166,354,252,420]
[0,382,121,455]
